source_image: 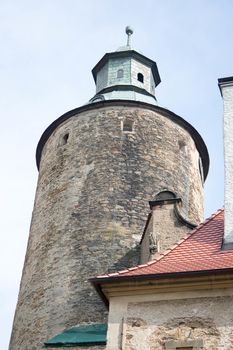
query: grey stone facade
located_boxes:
[9,102,208,350]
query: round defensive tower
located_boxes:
[9,28,209,350]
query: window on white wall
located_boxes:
[137,73,144,83]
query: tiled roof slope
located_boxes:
[97,209,233,279]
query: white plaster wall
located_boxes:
[96,63,109,92]
[131,59,151,92]
[107,299,128,350]
[221,83,233,244]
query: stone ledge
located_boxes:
[165,338,203,349]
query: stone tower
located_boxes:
[9,28,209,350]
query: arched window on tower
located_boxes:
[137,73,144,83]
[117,69,124,79]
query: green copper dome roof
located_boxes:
[89,28,161,105]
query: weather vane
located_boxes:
[125,26,133,47]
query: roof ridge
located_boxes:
[96,208,224,279]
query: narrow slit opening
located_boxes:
[61,133,69,145]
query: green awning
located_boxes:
[44,323,107,347]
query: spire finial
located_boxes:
[125,26,133,47]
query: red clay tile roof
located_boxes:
[96,209,233,280]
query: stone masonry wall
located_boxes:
[140,202,194,264]
[10,105,204,350]
[124,295,233,350]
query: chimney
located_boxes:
[219,76,233,248]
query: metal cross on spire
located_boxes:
[125,26,133,47]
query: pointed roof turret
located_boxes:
[89,27,161,104]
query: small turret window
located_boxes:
[117,69,124,78]
[137,73,144,83]
[123,118,134,132]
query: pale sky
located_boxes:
[1,0,233,348]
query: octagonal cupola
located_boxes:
[89,26,161,105]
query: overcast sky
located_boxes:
[1,0,233,348]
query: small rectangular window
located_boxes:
[60,133,69,146]
[137,72,144,83]
[122,118,134,132]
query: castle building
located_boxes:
[89,77,233,350]
[9,28,210,350]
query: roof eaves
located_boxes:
[90,267,233,303]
